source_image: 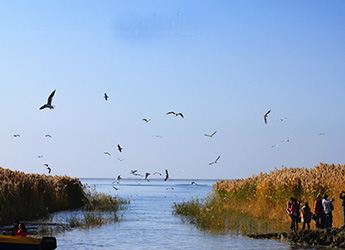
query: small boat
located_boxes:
[0,235,56,250]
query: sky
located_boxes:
[0,1,344,180]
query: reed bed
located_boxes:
[0,167,84,224]
[174,163,345,234]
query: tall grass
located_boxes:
[174,163,345,234]
[0,167,86,224]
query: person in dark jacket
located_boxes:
[11,220,20,236]
[314,194,325,229]
[301,202,312,230]
[340,191,345,226]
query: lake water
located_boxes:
[52,179,311,250]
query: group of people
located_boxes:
[11,220,27,237]
[286,192,344,232]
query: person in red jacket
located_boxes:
[15,223,27,237]
[314,194,325,229]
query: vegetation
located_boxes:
[174,163,345,234]
[0,167,128,227]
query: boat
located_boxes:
[0,235,56,250]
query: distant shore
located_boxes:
[248,227,345,248]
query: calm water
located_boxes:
[52,179,309,250]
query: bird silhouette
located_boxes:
[164,169,169,181]
[40,90,56,110]
[13,134,20,137]
[264,110,271,125]
[104,152,111,156]
[142,118,151,122]
[45,134,52,138]
[166,111,184,118]
[44,164,51,174]
[117,157,125,162]
[117,144,123,153]
[209,155,221,165]
[204,131,217,137]
[104,93,108,101]
[144,173,150,182]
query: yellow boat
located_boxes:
[0,235,56,250]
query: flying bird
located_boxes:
[112,186,119,191]
[153,172,162,176]
[166,111,184,118]
[112,175,122,184]
[317,133,326,136]
[104,93,108,101]
[37,155,43,158]
[44,164,51,174]
[45,134,52,138]
[142,118,151,123]
[104,152,111,156]
[117,144,123,153]
[204,131,217,137]
[144,173,150,182]
[117,157,125,162]
[13,134,20,137]
[279,117,288,121]
[40,89,56,110]
[264,110,271,125]
[164,169,169,181]
[209,155,221,165]
[152,135,163,138]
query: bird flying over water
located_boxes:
[40,89,56,110]
[166,111,184,118]
[144,173,150,182]
[104,93,108,101]
[164,169,169,181]
[209,155,221,165]
[264,110,271,125]
[117,144,123,153]
[112,175,121,184]
[204,131,217,137]
[44,164,51,174]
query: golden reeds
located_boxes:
[0,167,86,224]
[175,163,345,234]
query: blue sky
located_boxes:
[0,1,344,180]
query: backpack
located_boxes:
[316,199,323,213]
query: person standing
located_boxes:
[301,202,312,230]
[314,194,325,229]
[340,191,345,226]
[322,194,334,229]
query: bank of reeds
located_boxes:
[174,163,345,234]
[0,167,86,224]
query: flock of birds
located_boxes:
[11,90,326,189]
[32,89,220,189]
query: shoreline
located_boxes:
[248,226,345,248]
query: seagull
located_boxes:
[152,135,163,138]
[271,144,280,149]
[164,169,169,181]
[142,118,151,123]
[166,111,184,118]
[13,134,20,137]
[317,133,326,136]
[264,110,271,125]
[130,169,138,175]
[209,155,221,165]
[281,135,292,143]
[104,93,108,101]
[45,134,52,138]
[112,186,119,191]
[37,155,43,158]
[112,175,122,184]
[279,117,288,121]
[153,172,162,176]
[117,157,125,162]
[117,144,123,153]
[144,173,150,182]
[104,152,111,156]
[204,131,217,137]
[44,164,51,174]
[191,181,196,185]
[40,89,56,110]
